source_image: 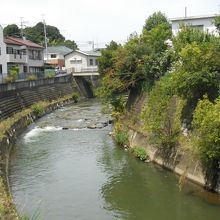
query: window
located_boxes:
[6,47,13,54]
[0,47,1,55]
[89,59,93,66]
[23,66,27,73]
[51,54,57,58]
[0,65,2,74]
[70,59,82,64]
[95,59,98,66]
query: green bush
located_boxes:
[142,74,183,148]
[134,146,148,161]
[192,97,220,189]
[192,97,220,167]
[31,102,45,116]
[115,131,128,146]
[72,92,79,102]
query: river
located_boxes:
[9,100,220,220]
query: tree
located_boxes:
[59,40,78,50]
[214,16,220,33]
[3,24,21,37]
[24,22,65,45]
[97,41,119,75]
[143,12,171,32]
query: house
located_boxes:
[171,14,219,35]
[65,50,101,73]
[4,36,44,77]
[44,46,73,69]
[0,26,7,82]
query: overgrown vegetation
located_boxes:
[113,121,129,146]
[31,102,46,116]
[133,146,148,161]
[71,92,80,102]
[192,97,220,189]
[97,12,220,190]
[4,66,19,83]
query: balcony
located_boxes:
[67,67,99,76]
[6,54,27,63]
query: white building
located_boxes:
[0,25,7,82]
[65,50,101,74]
[171,14,219,35]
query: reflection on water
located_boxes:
[9,100,220,220]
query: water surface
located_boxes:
[9,100,220,220]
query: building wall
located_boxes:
[0,26,7,81]
[172,17,217,35]
[65,52,88,72]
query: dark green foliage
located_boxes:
[98,41,119,75]
[3,24,21,37]
[143,12,171,32]
[4,22,78,49]
[24,22,65,45]
[72,92,79,102]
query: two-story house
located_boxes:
[0,25,7,82]
[65,50,101,74]
[4,36,44,78]
[44,46,72,70]
[171,14,219,35]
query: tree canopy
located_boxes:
[3,22,77,50]
[3,24,21,37]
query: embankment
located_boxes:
[0,74,79,219]
[119,91,220,194]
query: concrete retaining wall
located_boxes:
[0,74,77,121]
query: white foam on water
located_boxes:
[24,126,62,143]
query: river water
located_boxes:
[9,100,220,220]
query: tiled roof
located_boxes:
[46,46,73,55]
[4,36,44,48]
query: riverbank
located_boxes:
[113,92,220,194]
[0,94,78,219]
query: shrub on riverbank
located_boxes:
[31,102,46,116]
[72,92,79,102]
[133,146,148,161]
[192,97,220,189]
[142,74,183,149]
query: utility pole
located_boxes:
[42,14,48,62]
[185,7,187,18]
[20,17,28,38]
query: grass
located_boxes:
[133,146,148,161]
[115,131,129,146]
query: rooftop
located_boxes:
[46,46,73,55]
[4,36,44,48]
[171,14,219,22]
[65,50,101,57]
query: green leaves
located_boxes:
[192,97,220,166]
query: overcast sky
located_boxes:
[1,0,219,49]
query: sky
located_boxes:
[0,0,219,49]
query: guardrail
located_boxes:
[0,73,73,93]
